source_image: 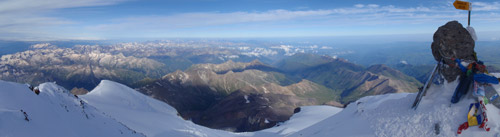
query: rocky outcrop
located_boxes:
[70,87,89,95]
[431,21,476,82]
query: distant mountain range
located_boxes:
[2,38,500,136]
[0,42,423,132]
[137,60,336,132]
[138,53,422,131]
[274,53,422,103]
[0,42,265,91]
[0,44,168,90]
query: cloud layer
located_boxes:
[0,0,125,40]
[1,0,500,40]
[88,2,500,38]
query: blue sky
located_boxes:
[1,0,500,41]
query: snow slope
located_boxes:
[250,106,342,137]
[81,80,237,137]
[288,80,500,137]
[0,79,341,137]
[81,80,343,137]
[0,80,143,137]
[5,78,497,137]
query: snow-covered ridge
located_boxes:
[81,80,343,137]
[82,80,234,137]
[0,79,342,137]
[0,80,143,137]
[290,80,500,137]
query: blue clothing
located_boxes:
[451,71,474,103]
[451,58,498,103]
[474,73,499,84]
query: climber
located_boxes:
[20,110,29,121]
[26,84,34,91]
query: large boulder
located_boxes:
[431,21,476,82]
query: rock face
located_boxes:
[70,87,89,95]
[431,21,476,82]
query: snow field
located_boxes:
[0,80,143,137]
[3,76,500,137]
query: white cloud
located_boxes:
[0,0,125,13]
[367,4,380,8]
[355,4,365,8]
[2,0,500,40]
[90,9,336,31]
[473,2,500,11]
[89,3,442,33]
[0,0,127,40]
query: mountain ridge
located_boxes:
[138,56,420,131]
[276,53,422,103]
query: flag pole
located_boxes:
[468,8,471,27]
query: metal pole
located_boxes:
[468,10,471,27]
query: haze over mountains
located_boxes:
[0,43,168,90]
[0,40,431,90]
[138,53,422,131]
[0,39,431,132]
[1,39,500,132]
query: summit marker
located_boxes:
[453,0,472,26]
[453,0,470,10]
